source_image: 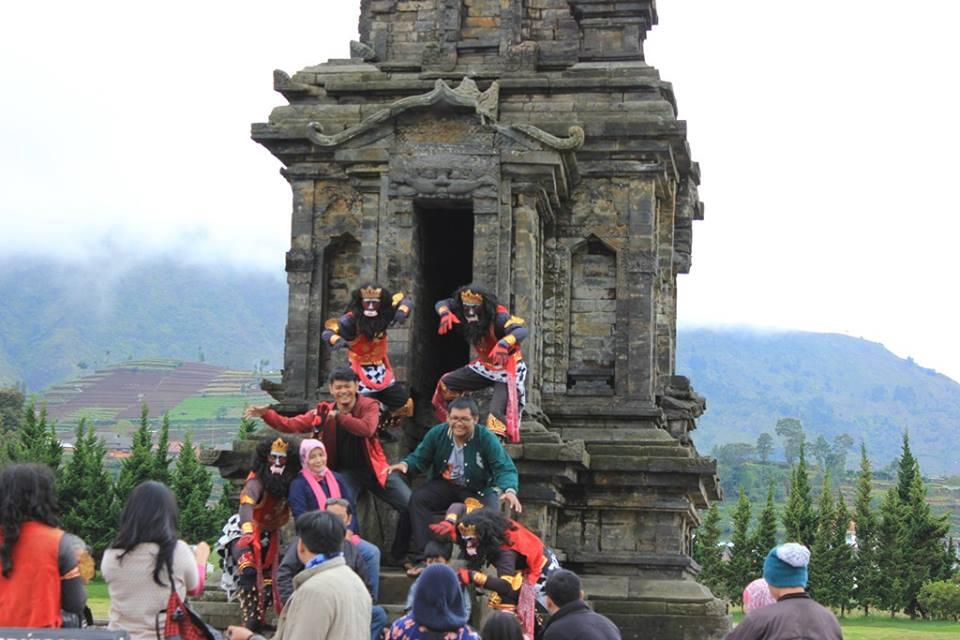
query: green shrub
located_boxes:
[918,580,960,621]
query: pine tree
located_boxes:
[238,415,258,439]
[115,404,156,505]
[901,470,950,617]
[6,401,62,471]
[782,446,816,546]
[853,443,879,615]
[875,485,906,616]
[896,432,919,505]
[809,472,836,603]
[832,491,855,616]
[153,412,172,485]
[172,431,219,544]
[750,483,778,577]
[726,487,754,607]
[58,420,117,560]
[693,503,724,598]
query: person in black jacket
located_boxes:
[541,570,621,640]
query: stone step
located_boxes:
[379,568,415,606]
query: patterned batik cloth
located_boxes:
[466,360,528,411]
[357,363,392,393]
[388,614,480,640]
[215,514,272,600]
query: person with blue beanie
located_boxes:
[724,543,842,640]
[388,563,480,639]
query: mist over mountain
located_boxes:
[0,257,286,390]
[2,257,957,474]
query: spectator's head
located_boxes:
[112,481,179,586]
[327,367,359,405]
[300,438,328,476]
[424,540,453,565]
[481,611,523,640]
[0,463,59,577]
[543,569,583,613]
[743,577,777,613]
[412,564,468,631]
[447,396,479,440]
[296,510,346,562]
[762,543,811,599]
[324,497,353,533]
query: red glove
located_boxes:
[235,533,254,551]
[429,520,457,542]
[457,568,473,586]
[488,340,511,367]
[438,312,460,335]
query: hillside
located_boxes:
[0,257,286,390]
[677,329,960,475]
[2,257,959,474]
[42,359,274,424]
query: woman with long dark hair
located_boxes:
[0,463,90,628]
[102,480,210,640]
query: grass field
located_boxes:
[168,394,272,421]
[731,610,960,639]
[87,577,109,620]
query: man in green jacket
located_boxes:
[384,397,522,572]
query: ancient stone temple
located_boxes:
[250,1,727,637]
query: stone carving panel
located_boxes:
[388,153,499,200]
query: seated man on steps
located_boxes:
[383,396,521,576]
[246,367,412,559]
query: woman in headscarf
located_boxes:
[389,564,479,640]
[287,439,357,523]
[742,577,777,613]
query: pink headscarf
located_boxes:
[298,438,341,508]
[299,438,326,472]
[743,578,776,613]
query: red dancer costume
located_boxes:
[433,503,559,639]
[217,436,300,632]
[321,283,413,424]
[433,285,528,442]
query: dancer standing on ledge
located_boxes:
[433,284,528,443]
[321,283,413,426]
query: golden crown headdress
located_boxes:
[458,522,478,538]
[360,286,383,298]
[270,438,289,456]
[459,289,483,305]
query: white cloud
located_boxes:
[2,1,958,381]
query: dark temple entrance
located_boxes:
[411,205,474,430]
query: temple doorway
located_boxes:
[411,204,474,429]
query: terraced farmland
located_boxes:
[43,359,275,426]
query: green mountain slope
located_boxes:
[2,257,958,474]
[0,258,286,390]
[677,329,960,475]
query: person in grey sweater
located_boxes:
[724,543,842,640]
[226,511,371,640]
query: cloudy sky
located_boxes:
[2,1,959,381]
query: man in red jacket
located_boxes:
[246,367,412,555]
